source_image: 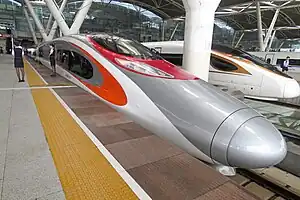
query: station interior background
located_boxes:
[1,0,300,52]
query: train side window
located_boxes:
[69,51,93,79]
[277,59,300,66]
[210,56,238,71]
[162,54,183,66]
[56,50,70,69]
[38,47,45,58]
[56,50,62,64]
[93,37,118,52]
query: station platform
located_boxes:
[0,54,260,200]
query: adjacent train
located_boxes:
[249,51,300,80]
[34,33,287,169]
[143,41,300,100]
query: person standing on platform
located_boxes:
[49,44,56,77]
[12,41,25,82]
[281,56,290,73]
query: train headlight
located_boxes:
[115,58,174,78]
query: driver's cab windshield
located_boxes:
[91,35,162,60]
[212,44,291,78]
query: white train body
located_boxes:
[143,41,300,100]
[249,51,300,81]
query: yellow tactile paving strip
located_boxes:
[30,83,75,87]
[24,60,46,86]
[24,60,74,87]
[25,61,138,199]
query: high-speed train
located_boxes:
[34,33,287,169]
[249,51,300,79]
[143,41,300,100]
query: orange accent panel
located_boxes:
[214,52,283,77]
[212,53,251,75]
[74,44,127,106]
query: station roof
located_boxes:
[121,0,300,39]
[217,1,300,39]
[19,0,300,39]
[122,0,251,19]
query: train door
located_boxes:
[264,53,275,65]
[152,47,162,53]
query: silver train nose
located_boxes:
[211,109,287,168]
[227,117,287,168]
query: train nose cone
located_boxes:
[284,79,300,98]
[211,108,287,168]
[227,117,287,168]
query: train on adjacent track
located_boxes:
[249,51,300,80]
[143,41,300,101]
[31,33,287,170]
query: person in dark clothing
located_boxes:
[49,44,56,76]
[68,51,74,70]
[13,41,25,82]
[281,56,290,73]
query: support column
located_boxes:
[44,0,70,36]
[169,22,179,41]
[235,32,245,48]
[161,20,165,41]
[256,1,264,51]
[182,0,221,81]
[266,30,276,52]
[46,14,53,33]
[279,41,284,50]
[69,0,93,34]
[24,0,48,41]
[11,37,14,55]
[23,7,38,45]
[48,0,68,40]
[263,9,280,51]
[231,31,237,46]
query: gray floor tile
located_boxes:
[2,153,63,200]
[0,129,7,183]
[37,191,66,200]
[0,71,16,89]
[1,79,63,200]
[0,91,12,183]
[6,90,50,162]
[0,178,2,198]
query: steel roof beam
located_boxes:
[48,0,67,39]
[243,25,300,32]
[122,0,171,18]
[44,0,70,35]
[70,0,93,34]
[263,9,280,50]
[23,7,38,44]
[216,0,297,16]
[24,0,49,41]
